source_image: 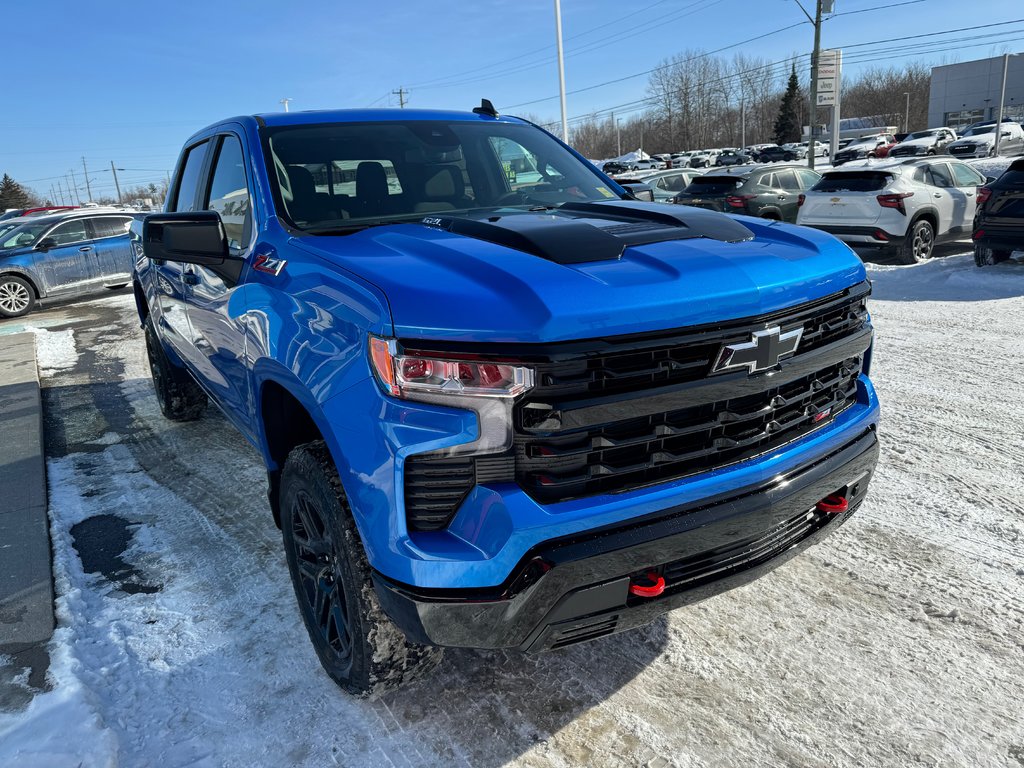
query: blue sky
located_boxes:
[3,0,1020,201]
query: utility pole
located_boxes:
[110,161,123,204]
[741,98,746,148]
[903,92,910,132]
[554,0,569,143]
[392,87,408,108]
[795,0,825,170]
[995,53,1011,156]
[279,98,292,112]
[612,112,621,157]
[81,158,93,202]
[68,170,81,204]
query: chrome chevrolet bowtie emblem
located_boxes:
[712,326,803,375]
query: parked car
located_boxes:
[0,210,142,317]
[687,151,712,168]
[796,157,987,263]
[631,157,664,171]
[801,141,829,158]
[948,121,1024,159]
[602,160,630,174]
[757,145,800,163]
[888,127,957,158]
[640,169,703,201]
[0,205,78,221]
[973,158,1024,265]
[672,164,821,222]
[670,152,691,168]
[714,149,746,167]
[832,134,898,165]
[132,106,879,695]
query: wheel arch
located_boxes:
[0,268,42,299]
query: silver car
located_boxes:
[0,210,142,318]
[640,169,704,202]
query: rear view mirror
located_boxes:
[142,211,229,265]
[34,237,56,251]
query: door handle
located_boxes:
[182,273,199,286]
[933,193,942,198]
[966,192,974,197]
[79,245,94,252]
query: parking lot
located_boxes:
[0,248,1021,767]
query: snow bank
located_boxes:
[866,252,1024,301]
[22,327,78,373]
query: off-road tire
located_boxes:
[280,441,443,697]
[897,219,935,264]
[0,275,35,318]
[144,316,207,421]
[974,244,1012,267]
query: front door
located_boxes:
[184,132,255,438]
[31,218,96,295]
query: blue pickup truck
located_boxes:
[132,104,880,696]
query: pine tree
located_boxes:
[0,174,31,211]
[773,65,802,146]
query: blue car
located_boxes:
[0,209,142,317]
[132,104,880,695]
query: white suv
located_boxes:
[796,158,987,263]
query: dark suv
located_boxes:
[672,165,821,223]
[973,158,1024,266]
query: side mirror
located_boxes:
[35,237,56,251]
[985,176,997,184]
[142,211,230,265]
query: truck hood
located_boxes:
[293,207,866,344]
[950,136,994,148]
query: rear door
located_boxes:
[921,163,957,235]
[950,162,986,230]
[31,218,97,295]
[87,215,134,283]
[771,169,803,222]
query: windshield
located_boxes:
[813,172,895,192]
[0,221,50,249]
[963,125,997,136]
[682,176,743,195]
[262,120,623,233]
[906,130,938,140]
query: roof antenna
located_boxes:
[473,99,499,118]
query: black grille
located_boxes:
[514,285,871,504]
[404,456,476,532]
[948,144,975,156]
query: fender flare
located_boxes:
[0,267,44,299]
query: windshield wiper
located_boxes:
[303,220,403,236]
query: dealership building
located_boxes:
[929,53,1024,131]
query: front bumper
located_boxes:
[373,427,879,651]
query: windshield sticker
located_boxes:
[596,186,615,198]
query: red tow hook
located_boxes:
[629,571,666,598]
[816,494,849,515]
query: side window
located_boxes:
[90,217,131,239]
[927,164,954,189]
[664,174,686,192]
[951,163,984,187]
[755,172,775,188]
[172,141,210,212]
[775,169,801,191]
[205,135,252,251]
[48,219,89,245]
[796,169,820,189]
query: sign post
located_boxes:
[816,49,842,161]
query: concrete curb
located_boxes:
[0,333,54,663]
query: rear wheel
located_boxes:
[280,441,443,696]
[0,275,35,318]
[974,244,1012,266]
[897,219,935,264]
[144,316,207,421]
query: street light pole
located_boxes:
[554,0,569,143]
[995,53,1010,156]
[903,92,910,132]
[794,0,824,170]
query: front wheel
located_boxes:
[280,441,443,696]
[897,219,935,264]
[0,275,35,318]
[974,244,1012,266]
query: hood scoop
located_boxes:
[418,201,755,266]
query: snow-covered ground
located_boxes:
[1,253,1023,767]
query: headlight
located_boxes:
[369,335,535,457]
